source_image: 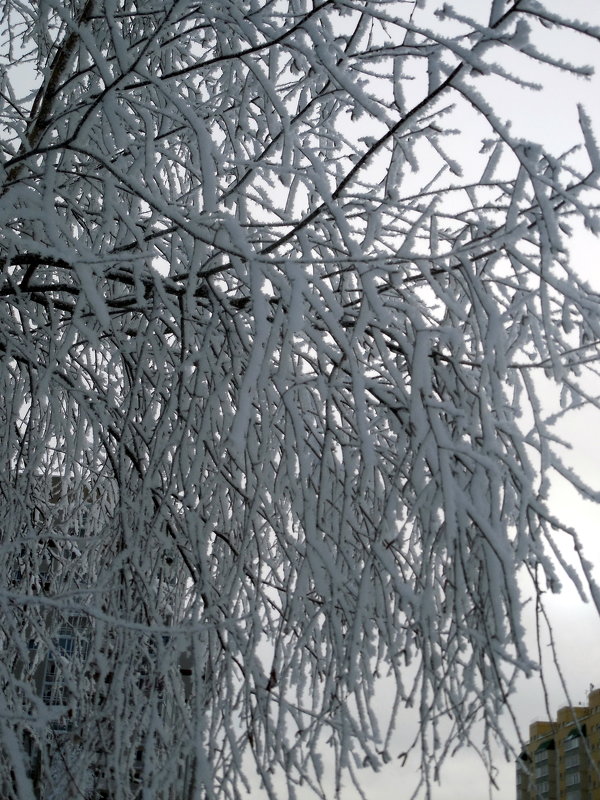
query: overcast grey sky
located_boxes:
[312,2,600,797]
[367,2,600,797]
[240,2,600,792]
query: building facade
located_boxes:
[517,687,600,800]
[5,477,194,799]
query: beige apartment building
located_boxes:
[517,687,600,800]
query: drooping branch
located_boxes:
[0,2,599,800]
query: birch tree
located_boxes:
[1,1,599,798]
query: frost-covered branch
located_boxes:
[0,1,599,798]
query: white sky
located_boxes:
[280,2,600,797]
[360,2,600,798]
[248,2,600,795]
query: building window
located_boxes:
[565,753,580,768]
[564,737,581,752]
[566,773,581,787]
[42,618,89,708]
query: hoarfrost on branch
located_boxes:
[0,1,599,797]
